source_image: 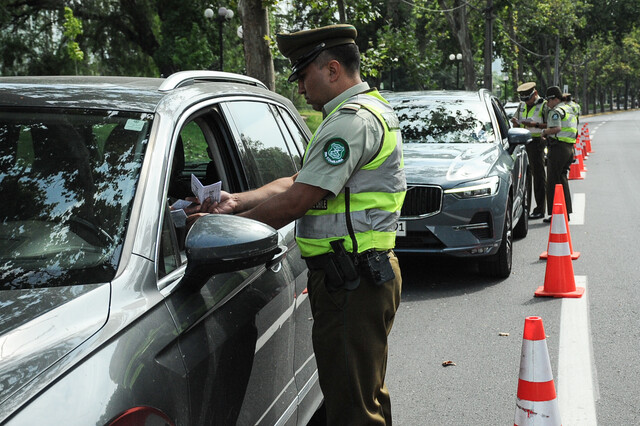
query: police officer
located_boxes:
[562,92,580,124]
[511,82,547,219]
[541,86,577,222]
[190,24,406,425]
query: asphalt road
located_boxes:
[385,109,640,425]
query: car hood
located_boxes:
[0,283,109,410]
[402,143,499,187]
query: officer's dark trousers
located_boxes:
[546,141,574,215]
[525,137,547,215]
[307,251,402,426]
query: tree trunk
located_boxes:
[582,62,589,114]
[337,0,346,23]
[239,0,275,90]
[439,0,477,90]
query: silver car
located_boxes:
[386,90,531,278]
[0,72,323,425]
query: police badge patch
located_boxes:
[323,138,349,165]
[551,112,560,120]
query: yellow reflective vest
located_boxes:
[295,90,406,257]
[555,104,578,144]
[518,98,546,137]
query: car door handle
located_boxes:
[266,245,288,272]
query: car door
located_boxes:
[221,99,321,424]
[158,103,298,425]
[270,105,321,422]
[492,97,526,214]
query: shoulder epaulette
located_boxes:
[341,103,362,113]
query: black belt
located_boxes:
[305,249,391,270]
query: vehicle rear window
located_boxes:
[390,97,495,144]
[0,108,151,289]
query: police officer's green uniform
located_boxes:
[277,25,406,425]
[543,86,577,216]
[514,82,547,218]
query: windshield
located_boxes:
[392,97,495,144]
[0,108,151,290]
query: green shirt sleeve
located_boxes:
[296,107,383,197]
[547,108,562,128]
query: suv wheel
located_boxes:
[479,198,513,278]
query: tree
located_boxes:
[239,0,275,89]
[437,0,477,90]
[63,7,84,75]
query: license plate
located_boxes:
[395,220,406,237]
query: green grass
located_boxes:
[299,109,323,134]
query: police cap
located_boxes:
[276,24,357,82]
[516,82,536,101]
[562,92,572,101]
[546,86,563,101]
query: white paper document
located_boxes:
[169,175,222,228]
[191,174,221,204]
[170,208,188,228]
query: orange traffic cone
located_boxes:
[576,143,587,172]
[541,185,579,260]
[568,154,584,180]
[535,203,585,298]
[583,123,593,154]
[514,316,562,426]
[579,132,589,160]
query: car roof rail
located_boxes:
[159,70,268,92]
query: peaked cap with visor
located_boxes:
[276,24,357,82]
[516,82,536,101]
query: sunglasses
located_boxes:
[519,93,534,101]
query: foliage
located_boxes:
[0,0,639,111]
[299,109,323,133]
[63,7,84,68]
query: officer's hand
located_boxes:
[201,191,237,214]
[182,197,202,215]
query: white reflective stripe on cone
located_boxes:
[550,216,567,234]
[515,398,562,426]
[519,339,554,382]
[548,242,571,257]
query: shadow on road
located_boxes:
[397,253,505,301]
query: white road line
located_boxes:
[571,193,585,225]
[557,276,598,425]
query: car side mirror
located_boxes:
[507,127,532,145]
[182,214,280,286]
[507,127,532,154]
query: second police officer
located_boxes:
[541,86,578,222]
[511,82,547,220]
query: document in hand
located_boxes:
[191,174,222,204]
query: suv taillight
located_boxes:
[107,406,174,426]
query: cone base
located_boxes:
[569,175,584,180]
[539,251,580,260]
[534,285,585,298]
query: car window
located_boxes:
[391,98,496,144]
[275,105,307,166]
[0,108,151,289]
[492,98,510,140]
[182,121,210,173]
[224,101,298,188]
[159,201,182,278]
